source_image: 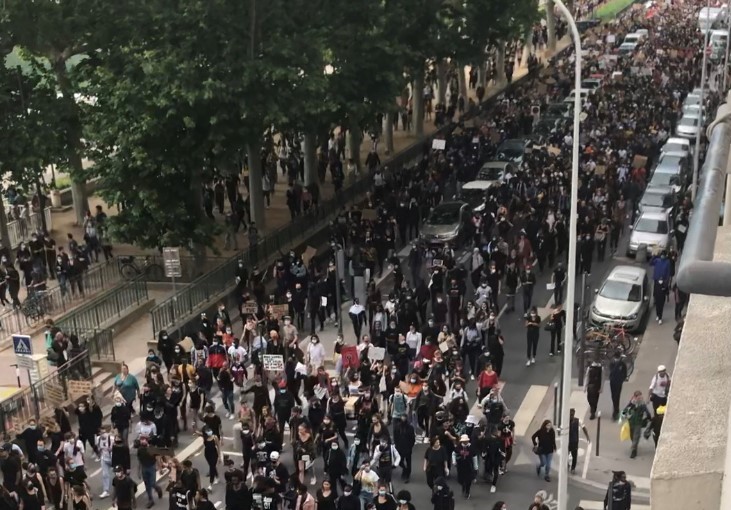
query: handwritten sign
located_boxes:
[45,383,65,408]
[262,354,284,372]
[269,304,289,319]
[367,347,386,362]
[302,246,317,267]
[68,380,93,402]
[361,209,377,221]
[241,301,258,315]
[432,139,446,150]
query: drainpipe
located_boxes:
[676,92,731,296]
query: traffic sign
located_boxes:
[12,335,32,356]
[162,247,182,278]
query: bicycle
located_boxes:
[118,255,165,280]
[584,323,635,355]
[21,290,49,324]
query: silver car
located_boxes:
[627,210,673,258]
[590,265,650,332]
[675,113,701,139]
[637,186,676,216]
[420,201,470,246]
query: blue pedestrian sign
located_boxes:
[12,335,32,356]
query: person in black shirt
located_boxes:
[225,469,251,510]
[19,479,44,510]
[18,419,44,463]
[169,477,190,510]
[609,352,628,420]
[195,489,216,510]
[447,279,462,331]
[112,467,137,510]
[0,447,21,492]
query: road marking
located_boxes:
[583,441,591,479]
[514,385,551,437]
[223,450,243,457]
[577,501,650,510]
[214,502,222,509]
[88,467,102,479]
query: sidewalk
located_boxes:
[571,315,679,497]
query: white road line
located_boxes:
[214,502,222,509]
[88,467,102,479]
[222,451,243,457]
[513,385,551,437]
[577,501,650,510]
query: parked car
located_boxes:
[654,152,690,179]
[590,265,650,332]
[495,138,530,164]
[618,41,638,55]
[675,113,702,139]
[636,185,677,216]
[648,165,687,194]
[420,201,470,245]
[661,136,693,157]
[627,210,673,258]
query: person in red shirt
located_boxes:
[477,363,499,401]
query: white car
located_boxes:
[661,137,693,156]
[618,42,638,54]
[675,113,702,139]
[627,211,674,258]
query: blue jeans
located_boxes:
[537,453,553,477]
[141,464,157,502]
[359,492,374,510]
[221,389,234,413]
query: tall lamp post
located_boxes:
[693,0,712,202]
[552,0,582,508]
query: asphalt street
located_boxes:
[77,216,662,510]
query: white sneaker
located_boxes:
[656,316,659,322]
[207,485,212,491]
[490,486,496,493]
[310,476,317,486]
[526,360,531,367]
[659,319,663,324]
[99,492,109,499]
[531,358,536,365]
[213,478,219,485]
[470,375,475,381]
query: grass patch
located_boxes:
[595,0,636,19]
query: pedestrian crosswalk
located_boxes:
[514,385,550,436]
[577,500,650,510]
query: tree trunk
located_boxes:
[546,0,557,53]
[384,112,394,155]
[412,68,425,137]
[246,142,265,229]
[53,61,88,225]
[347,125,362,171]
[496,42,507,86]
[189,164,207,266]
[436,59,448,106]
[456,62,468,104]
[0,192,12,263]
[521,28,534,68]
[478,61,487,91]
[303,132,317,186]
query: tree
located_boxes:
[2,0,106,225]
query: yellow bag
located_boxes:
[620,421,631,442]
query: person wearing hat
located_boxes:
[649,365,671,415]
[604,470,632,510]
[452,434,477,498]
[112,465,138,510]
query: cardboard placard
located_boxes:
[367,346,386,362]
[670,49,678,59]
[548,146,562,156]
[45,383,65,408]
[302,246,317,267]
[68,380,93,402]
[179,336,195,353]
[361,209,378,221]
[536,83,548,95]
[595,164,607,176]
[632,155,647,169]
[466,415,480,425]
[432,139,446,150]
[606,34,616,44]
[439,341,450,353]
[341,345,360,370]
[262,354,284,372]
[579,112,588,122]
[269,304,289,319]
[241,301,258,315]
[295,362,308,376]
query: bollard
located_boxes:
[553,382,559,424]
[233,421,243,454]
[595,411,601,456]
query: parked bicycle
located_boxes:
[584,322,636,355]
[21,290,49,325]
[118,255,165,280]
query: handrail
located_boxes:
[676,92,731,296]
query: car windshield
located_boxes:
[478,166,503,180]
[651,172,679,187]
[663,143,686,153]
[427,206,461,225]
[679,116,699,127]
[461,189,485,207]
[600,280,642,302]
[642,193,671,207]
[635,217,668,233]
[498,142,525,158]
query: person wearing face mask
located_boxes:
[336,484,360,510]
[373,482,396,510]
[18,419,43,464]
[156,330,175,372]
[325,441,348,492]
[354,460,380,507]
[430,476,453,510]
[348,299,367,340]
[206,335,227,378]
[503,262,519,313]
[520,265,537,315]
[580,233,594,275]
[306,335,326,374]
[74,399,100,462]
[371,438,400,492]
[198,427,221,490]
[452,434,477,498]
[292,283,307,330]
[525,306,541,366]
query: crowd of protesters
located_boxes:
[0,1,716,510]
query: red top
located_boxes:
[478,370,499,390]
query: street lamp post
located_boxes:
[693,0,712,202]
[331,242,344,336]
[552,1,582,509]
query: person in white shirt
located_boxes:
[228,342,248,364]
[306,335,326,373]
[445,380,468,405]
[59,432,85,474]
[649,364,671,414]
[405,325,422,358]
[349,300,367,340]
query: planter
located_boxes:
[50,189,62,208]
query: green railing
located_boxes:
[55,278,148,355]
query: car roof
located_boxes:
[463,181,495,190]
[480,161,511,169]
[653,163,682,175]
[607,265,647,283]
[637,210,669,221]
[643,185,674,196]
[660,150,688,159]
[665,137,690,145]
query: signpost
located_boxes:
[162,247,182,338]
[12,334,38,419]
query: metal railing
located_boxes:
[54,277,148,337]
[7,207,53,249]
[79,328,115,361]
[0,350,92,437]
[115,254,227,284]
[0,261,122,349]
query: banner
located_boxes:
[341,345,360,370]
